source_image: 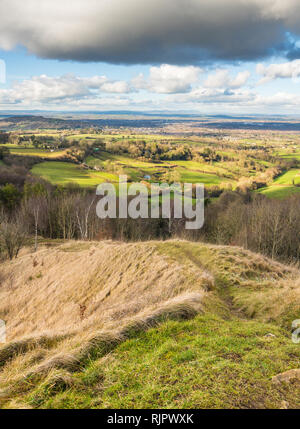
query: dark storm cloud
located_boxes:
[0,0,300,64]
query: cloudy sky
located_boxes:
[0,0,300,114]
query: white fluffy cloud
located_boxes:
[204,70,250,89]
[0,68,299,113]
[165,87,300,112]
[168,87,255,106]
[133,65,202,94]
[0,1,300,64]
[99,80,132,94]
[0,67,252,108]
[0,74,134,106]
[133,66,250,95]
[257,60,300,83]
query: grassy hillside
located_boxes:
[0,240,299,409]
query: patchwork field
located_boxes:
[2,128,300,198]
[29,154,234,189]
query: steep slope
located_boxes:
[0,240,299,409]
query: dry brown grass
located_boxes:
[159,241,300,323]
[0,240,211,396]
[201,244,300,323]
[0,241,211,342]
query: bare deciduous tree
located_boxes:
[0,216,28,260]
[76,195,96,240]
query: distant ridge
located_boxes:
[1,113,300,131]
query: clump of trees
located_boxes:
[104,139,192,161]
[195,191,300,262]
[0,132,9,144]
[0,146,9,159]
[236,166,281,192]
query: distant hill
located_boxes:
[0,240,299,409]
[0,115,88,131]
[0,114,174,130]
[2,114,300,131]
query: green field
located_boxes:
[274,169,300,184]
[86,154,165,182]
[68,133,179,141]
[86,154,233,186]
[0,144,67,158]
[31,162,119,187]
[258,185,300,199]
[87,153,164,170]
[258,169,300,198]
[274,151,300,161]
[176,168,223,184]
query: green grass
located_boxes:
[31,162,119,187]
[274,151,300,161]
[85,156,105,168]
[258,186,300,199]
[66,133,179,143]
[177,167,223,184]
[258,169,300,199]
[273,169,300,185]
[98,316,298,409]
[66,134,99,141]
[96,152,163,169]
[29,313,300,409]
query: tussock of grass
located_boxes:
[0,334,70,369]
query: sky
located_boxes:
[0,0,300,114]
